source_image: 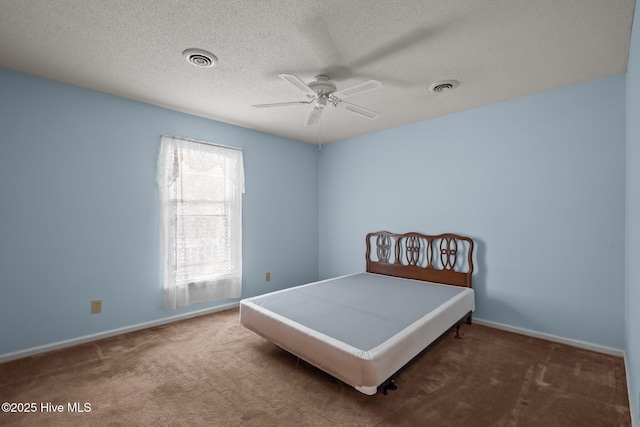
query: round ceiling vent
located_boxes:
[182,48,218,68]
[429,80,459,93]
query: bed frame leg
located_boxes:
[455,324,462,339]
[383,380,398,395]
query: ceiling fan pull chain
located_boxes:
[318,112,322,153]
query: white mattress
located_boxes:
[239,272,475,395]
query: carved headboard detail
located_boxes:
[365,231,475,288]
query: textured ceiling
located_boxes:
[0,0,635,144]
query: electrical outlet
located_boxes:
[265,272,271,282]
[91,300,102,314]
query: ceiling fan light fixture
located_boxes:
[316,97,327,109]
[183,48,218,68]
[429,80,459,93]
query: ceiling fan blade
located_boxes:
[333,80,383,99]
[305,107,323,126]
[338,100,380,119]
[253,100,312,108]
[278,74,315,95]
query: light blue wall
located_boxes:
[626,2,640,424]
[0,68,319,356]
[319,74,626,350]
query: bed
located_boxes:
[239,231,475,395]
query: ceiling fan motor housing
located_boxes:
[308,75,337,95]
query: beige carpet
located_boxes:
[0,308,630,426]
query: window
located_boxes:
[158,135,244,309]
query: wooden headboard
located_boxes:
[365,231,475,288]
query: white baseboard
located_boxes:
[0,302,240,364]
[625,352,639,427]
[472,317,624,357]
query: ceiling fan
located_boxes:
[253,74,383,126]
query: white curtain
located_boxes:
[158,135,244,309]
